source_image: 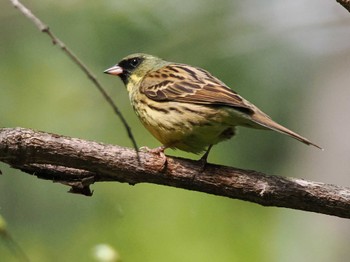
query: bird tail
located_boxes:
[250,111,323,150]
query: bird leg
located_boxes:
[188,145,213,183]
[200,144,213,162]
[198,144,213,170]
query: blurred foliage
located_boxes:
[1,0,350,261]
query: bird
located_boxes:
[104,53,322,162]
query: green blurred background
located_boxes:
[1,0,350,261]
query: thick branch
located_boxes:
[0,127,350,219]
[337,0,350,12]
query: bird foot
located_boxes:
[197,145,212,171]
[139,146,167,170]
[198,155,208,172]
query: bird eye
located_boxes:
[129,58,140,68]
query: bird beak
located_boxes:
[104,65,123,76]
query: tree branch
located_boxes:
[337,0,350,12]
[1,128,349,219]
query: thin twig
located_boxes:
[0,215,30,262]
[9,0,140,163]
[1,231,31,262]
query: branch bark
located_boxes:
[337,0,350,12]
[1,128,349,219]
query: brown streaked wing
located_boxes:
[141,63,254,113]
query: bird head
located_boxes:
[104,53,168,86]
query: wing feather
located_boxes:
[141,64,254,113]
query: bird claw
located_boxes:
[139,146,167,170]
[139,146,165,154]
[197,145,212,171]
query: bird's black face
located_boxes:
[117,56,144,84]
